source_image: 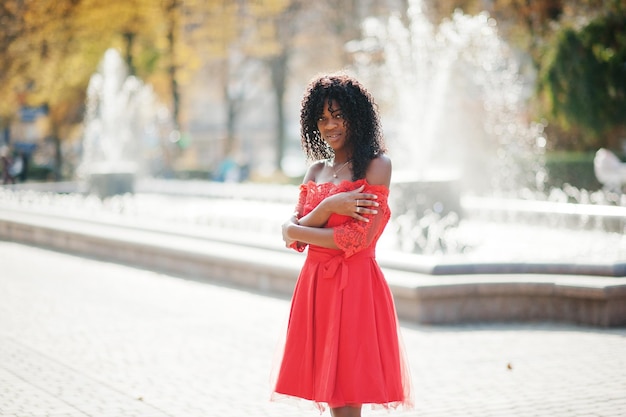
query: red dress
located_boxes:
[273,179,413,411]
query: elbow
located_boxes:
[286,222,300,241]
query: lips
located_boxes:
[325,133,342,141]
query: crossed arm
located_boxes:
[282,156,391,250]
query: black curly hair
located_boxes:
[300,73,386,181]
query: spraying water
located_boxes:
[78,49,172,197]
[350,0,545,193]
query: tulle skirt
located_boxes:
[271,246,413,412]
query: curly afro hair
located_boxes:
[300,73,386,181]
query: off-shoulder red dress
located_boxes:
[272,179,413,412]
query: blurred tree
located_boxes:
[187,0,300,171]
[0,0,164,178]
[428,0,564,66]
[260,0,379,172]
[538,8,626,150]
[0,0,390,178]
[425,0,626,152]
[79,0,192,133]
[255,0,374,172]
[0,0,229,178]
[0,0,97,179]
[258,0,305,172]
[164,0,182,132]
[429,0,621,65]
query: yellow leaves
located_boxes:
[241,0,294,58]
[0,0,297,122]
[184,0,293,60]
[244,20,282,57]
[592,45,615,61]
[249,0,290,18]
[2,0,21,15]
[186,1,239,57]
[76,0,160,44]
[174,43,203,84]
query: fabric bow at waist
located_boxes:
[307,247,375,290]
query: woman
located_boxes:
[272,74,413,416]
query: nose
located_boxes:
[321,117,339,131]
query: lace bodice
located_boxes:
[292,179,390,257]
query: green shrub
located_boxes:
[543,151,610,190]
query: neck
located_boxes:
[332,152,350,165]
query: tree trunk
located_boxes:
[224,80,237,155]
[50,121,62,181]
[269,52,288,172]
[165,0,180,131]
[123,31,136,76]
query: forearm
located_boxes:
[285,222,338,249]
[296,201,332,228]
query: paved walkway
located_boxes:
[1,240,625,417]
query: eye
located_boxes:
[334,113,344,119]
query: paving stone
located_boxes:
[1,241,625,417]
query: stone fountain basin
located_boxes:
[0,198,625,327]
[2,179,625,326]
[4,178,625,275]
[82,162,138,198]
[86,171,136,198]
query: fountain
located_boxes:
[0,6,625,325]
[78,49,172,198]
[350,1,544,193]
[2,4,623,267]
[345,0,625,267]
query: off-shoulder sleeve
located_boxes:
[293,184,307,218]
[288,184,309,252]
[333,185,390,257]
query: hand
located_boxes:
[282,218,297,248]
[322,184,379,222]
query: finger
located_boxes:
[359,193,378,200]
[355,205,377,217]
[353,212,370,222]
[359,207,378,215]
[358,197,379,207]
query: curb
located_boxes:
[1,209,625,327]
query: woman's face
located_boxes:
[317,99,349,153]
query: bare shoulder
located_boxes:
[302,160,325,183]
[365,154,392,187]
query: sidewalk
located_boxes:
[1,240,625,417]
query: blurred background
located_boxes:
[1,0,626,262]
[0,0,624,190]
[2,6,626,415]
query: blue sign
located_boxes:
[19,105,48,122]
[13,142,38,154]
